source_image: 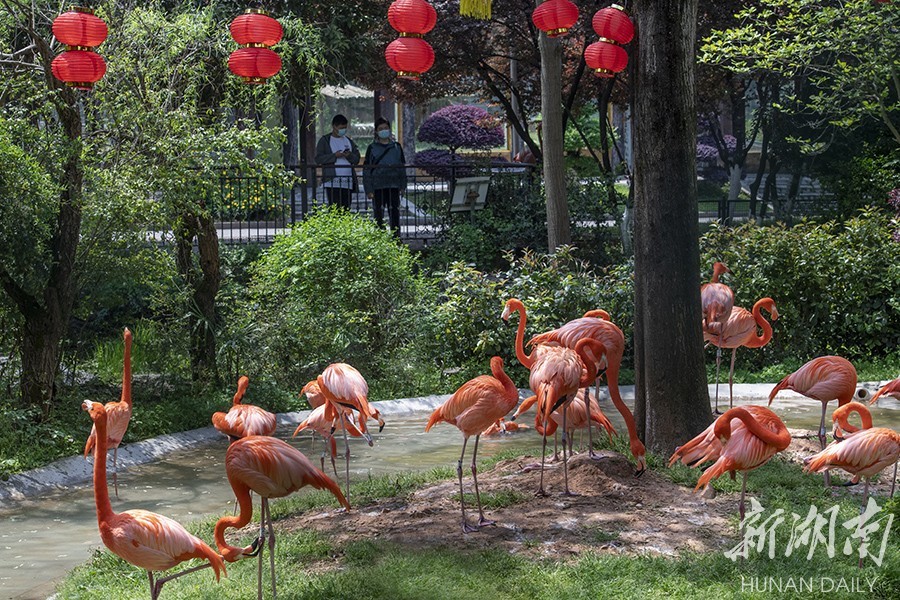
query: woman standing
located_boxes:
[363,117,407,236]
[316,114,360,209]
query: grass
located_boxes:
[55,440,900,599]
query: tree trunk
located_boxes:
[174,211,221,385]
[282,94,299,168]
[632,0,711,451]
[537,8,570,250]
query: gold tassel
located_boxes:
[460,0,492,20]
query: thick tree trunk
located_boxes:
[537,10,570,250]
[175,211,221,385]
[632,0,711,451]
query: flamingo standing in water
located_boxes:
[84,327,133,498]
[505,299,646,475]
[212,376,277,441]
[704,298,779,414]
[869,377,900,405]
[701,261,734,337]
[425,357,521,532]
[315,363,385,505]
[82,401,225,599]
[768,356,857,486]
[292,403,365,477]
[685,406,790,525]
[214,436,348,599]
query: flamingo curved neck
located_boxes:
[510,303,535,369]
[90,418,114,522]
[715,407,790,451]
[491,361,519,402]
[836,405,873,432]
[575,339,602,387]
[214,482,254,560]
[744,300,775,348]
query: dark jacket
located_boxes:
[315,134,361,189]
[362,141,407,193]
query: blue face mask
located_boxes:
[377,129,391,140]
[337,128,347,137]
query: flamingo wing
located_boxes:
[804,428,900,479]
[426,376,507,435]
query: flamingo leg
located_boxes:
[891,463,897,498]
[713,346,723,415]
[266,498,277,599]
[153,563,213,599]
[586,387,599,460]
[470,435,494,528]
[457,436,477,533]
[340,412,352,507]
[561,407,576,496]
[818,403,831,487]
[553,430,559,461]
[858,478,870,569]
[728,348,737,411]
[148,571,156,600]
[538,418,549,497]
[258,495,265,600]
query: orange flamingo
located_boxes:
[425,356,521,532]
[292,403,364,477]
[869,377,900,404]
[82,400,225,599]
[214,436,349,599]
[669,404,777,470]
[300,380,327,408]
[211,376,277,441]
[804,409,899,567]
[481,418,529,436]
[691,407,790,524]
[536,389,617,458]
[701,261,734,337]
[506,299,647,475]
[831,402,874,441]
[315,363,385,504]
[84,327,133,498]
[704,298,779,414]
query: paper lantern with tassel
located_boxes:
[584,40,628,78]
[532,0,579,38]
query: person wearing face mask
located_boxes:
[362,117,407,236]
[316,114,361,209]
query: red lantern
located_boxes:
[52,8,108,49]
[532,0,579,38]
[385,37,435,80]
[584,40,628,78]
[592,5,634,45]
[230,11,283,47]
[51,50,107,89]
[228,47,282,84]
[388,0,438,35]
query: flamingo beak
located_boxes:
[245,537,262,558]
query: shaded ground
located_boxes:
[287,450,737,560]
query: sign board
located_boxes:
[449,176,490,212]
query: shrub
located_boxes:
[701,209,900,365]
[414,148,477,179]
[417,105,505,153]
[246,208,418,389]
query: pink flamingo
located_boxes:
[825,402,897,497]
[690,407,791,525]
[669,404,778,469]
[84,327,133,498]
[315,363,385,505]
[425,356,520,532]
[869,377,900,405]
[804,406,899,567]
[211,376,277,441]
[704,297,779,414]
[292,403,364,477]
[83,401,225,599]
[214,436,349,599]
[535,389,617,458]
[700,261,734,337]
[506,299,646,475]
[481,418,529,436]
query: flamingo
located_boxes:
[869,377,900,405]
[481,418,529,436]
[292,403,365,477]
[212,376,277,441]
[505,298,647,475]
[804,415,899,567]
[82,401,225,599]
[701,261,734,337]
[535,389,617,458]
[214,436,349,599]
[703,298,779,414]
[300,380,327,408]
[690,406,791,526]
[825,402,897,498]
[669,404,778,470]
[425,356,522,532]
[84,327,133,498]
[315,362,385,505]
[768,355,857,486]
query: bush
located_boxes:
[246,208,418,389]
[701,209,900,365]
[414,148,477,179]
[417,105,505,152]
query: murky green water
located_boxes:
[1,393,897,599]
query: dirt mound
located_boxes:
[293,451,737,559]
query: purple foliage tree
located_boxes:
[417,105,504,154]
